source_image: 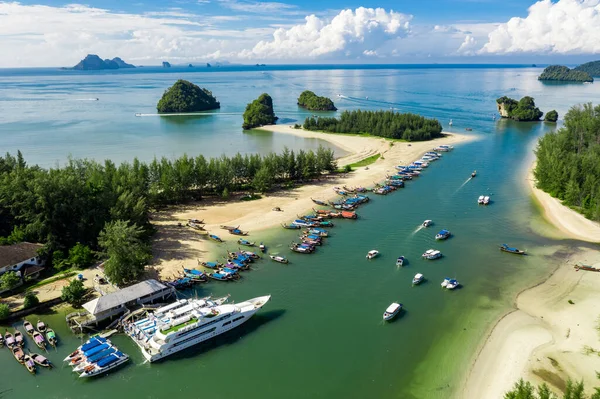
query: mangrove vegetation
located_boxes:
[242,93,278,129]
[157,79,220,113]
[497,96,544,121]
[303,110,443,141]
[297,90,337,111]
[534,103,600,222]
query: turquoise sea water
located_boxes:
[1,65,599,399]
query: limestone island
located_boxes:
[538,65,593,82]
[242,93,278,129]
[496,96,543,121]
[297,90,337,111]
[70,54,135,70]
[157,80,220,113]
[574,60,600,77]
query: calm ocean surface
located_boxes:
[1,65,599,399]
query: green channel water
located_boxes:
[1,66,599,398]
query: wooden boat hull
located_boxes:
[500,247,526,255]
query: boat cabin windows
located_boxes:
[172,327,217,347]
[232,316,244,323]
[222,321,232,326]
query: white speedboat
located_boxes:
[412,273,424,285]
[439,145,454,151]
[477,195,485,204]
[422,249,442,260]
[422,220,433,227]
[483,196,490,205]
[383,303,402,321]
[441,277,451,288]
[78,351,129,378]
[366,250,379,260]
[435,230,451,240]
[269,255,289,264]
[131,295,271,362]
[412,160,429,168]
[446,279,459,290]
[396,256,406,267]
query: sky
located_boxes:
[1,0,599,67]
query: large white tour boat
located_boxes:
[126,295,271,362]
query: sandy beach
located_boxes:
[463,248,600,398]
[150,125,475,279]
[528,165,600,243]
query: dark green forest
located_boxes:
[303,110,443,141]
[157,79,220,113]
[497,96,544,121]
[575,61,600,77]
[0,146,336,259]
[297,90,337,111]
[538,65,593,83]
[242,93,278,129]
[534,103,600,222]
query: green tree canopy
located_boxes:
[98,220,152,286]
[303,109,443,141]
[538,65,594,82]
[23,292,39,309]
[545,110,559,122]
[0,271,21,291]
[297,90,337,111]
[0,303,10,320]
[574,61,600,77]
[61,278,86,306]
[157,79,220,113]
[534,103,600,222]
[497,96,544,121]
[242,93,278,129]
[68,243,95,269]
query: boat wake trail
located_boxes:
[411,225,424,235]
[73,98,99,101]
[454,177,472,194]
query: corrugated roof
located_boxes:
[83,279,170,315]
[0,242,43,269]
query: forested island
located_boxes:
[0,147,336,285]
[303,110,443,141]
[534,103,600,222]
[297,91,337,111]
[496,96,543,121]
[242,93,278,129]
[544,110,558,122]
[538,65,593,82]
[70,54,135,70]
[574,60,600,77]
[157,80,220,113]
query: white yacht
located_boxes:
[422,220,433,227]
[483,196,490,205]
[383,303,402,321]
[412,273,424,285]
[366,250,379,259]
[129,295,271,362]
[477,195,485,204]
[422,249,442,260]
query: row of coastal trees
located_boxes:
[534,103,600,222]
[303,110,443,141]
[505,377,600,398]
[0,147,336,286]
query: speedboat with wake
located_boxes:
[383,303,402,321]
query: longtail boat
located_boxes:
[46,328,57,347]
[199,261,222,269]
[12,346,25,363]
[311,198,327,206]
[30,352,52,368]
[37,320,47,333]
[229,228,248,236]
[499,244,526,255]
[4,331,15,349]
[282,223,301,229]
[0,332,3,347]
[32,331,46,350]
[341,211,357,219]
[317,221,335,227]
[209,234,223,242]
[14,330,24,347]
[23,354,36,374]
[220,225,238,231]
[269,255,289,264]
[23,321,35,336]
[238,238,255,247]
[574,264,600,272]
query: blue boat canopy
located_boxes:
[438,229,449,235]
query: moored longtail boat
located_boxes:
[32,331,46,350]
[341,211,357,219]
[14,330,24,347]
[0,331,3,347]
[36,320,47,333]
[499,244,526,255]
[4,331,15,349]
[199,261,222,269]
[12,346,25,363]
[209,234,223,242]
[46,328,58,347]
[207,272,232,281]
[269,255,289,264]
[229,228,248,236]
[220,225,238,231]
[282,223,301,229]
[23,354,36,374]
[238,238,255,247]
[23,320,35,336]
[311,198,328,206]
[30,352,52,368]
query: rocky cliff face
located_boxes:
[497,102,509,118]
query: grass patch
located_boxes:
[240,194,262,201]
[26,271,78,291]
[348,154,381,168]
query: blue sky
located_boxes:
[1,0,599,67]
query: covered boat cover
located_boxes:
[385,303,401,313]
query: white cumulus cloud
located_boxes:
[241,7,412,59]
[481,0,600,54]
